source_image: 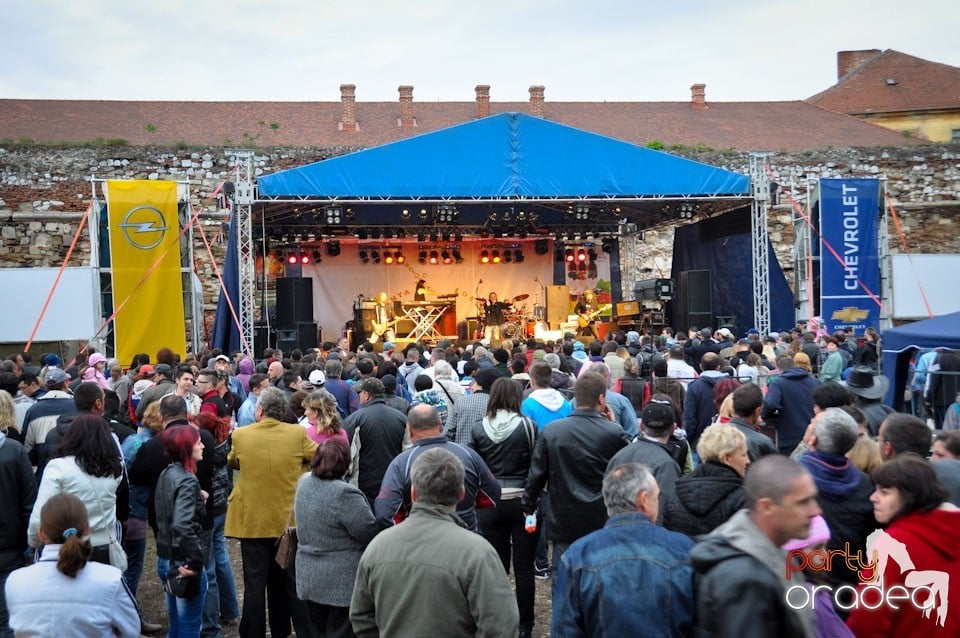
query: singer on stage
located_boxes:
[483,292,511,343]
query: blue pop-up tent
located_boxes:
[881,311,960,408]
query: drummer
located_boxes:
[483,292,511,343]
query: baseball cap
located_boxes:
[640,400,676,431]
[45,368,71,385]
[308,369,326,386]
[717,328,732,338]
[154,363,174,378]
[480,338,491,347]
[212,354,230,363]
[138,364,156,377]
[382,342,395,352]
[355,377,384,395]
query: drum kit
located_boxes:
[474,293,546,339]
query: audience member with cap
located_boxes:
[608,400,685,521]
[21,367,75,468]
[6,493,139,637]
[842,366,893,437]
[135,363,176,422]
[343,377,409,507]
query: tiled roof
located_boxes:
[0,97,916,152]
[807,49,960,114]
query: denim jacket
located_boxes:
[552,512,695,637]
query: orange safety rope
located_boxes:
[25,202,93,353]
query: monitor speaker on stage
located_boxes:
[276,277,314,328]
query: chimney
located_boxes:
[690,83,707,110]
[475,85,491,119]
[837,49,881,81]
[339,84,358,131]
[529,85,545,118]
[397,85,416,127]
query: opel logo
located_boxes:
[119,206,171,250]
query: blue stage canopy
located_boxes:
[257,112,749,200]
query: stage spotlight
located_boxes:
[514,249,524,263]
[357,229,368,240]
[287,251,298,265]
[359,249,369,264]
[588,248,597,262]
[504,250,513,264]
[395,251,406,264]
[326,240,341,256]
[492,250,502,264]
[324,205,343,225]
[418,250,427,264]
[576,249,587,262]
[429,250,439,265]
[602,238,614,253]
[417,232,426,243]
[452,249,463,264]
[565,249,575,263]
[400,209,411,220]
[384,251,394,264]
[371,249,381,264]
[480,250,490,264]
[300,251,311,265]
[441,250,452,264]
[429,233,439,243]
[418,208,429,220]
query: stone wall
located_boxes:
[1,143,957,345]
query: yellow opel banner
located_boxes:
[106,180,186,366]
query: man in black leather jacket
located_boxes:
[522,372,629,564]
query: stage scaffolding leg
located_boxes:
[749,151,773,335]
[229,149,256,358]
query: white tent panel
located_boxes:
[890,254,960,319]
[0,267,99,342]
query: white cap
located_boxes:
[308,370,326,386]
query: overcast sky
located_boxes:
[3,0,957,103]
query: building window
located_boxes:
[953,129,960,144]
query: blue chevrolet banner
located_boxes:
[819,178,881,334]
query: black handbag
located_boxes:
[165,564,201,599]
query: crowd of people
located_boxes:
[0,322,959,637]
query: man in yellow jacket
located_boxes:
[226,386,317,638]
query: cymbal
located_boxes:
[512,294,530,302]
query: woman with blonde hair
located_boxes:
[6,493,139,637]
[301,389,348,446]
[793,351,813,374]
[662,423,748,537]
[0,389,18,439]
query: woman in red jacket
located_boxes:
[846,454,960,637]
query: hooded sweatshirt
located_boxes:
[846,507,960,637]
[236,357,254,392]
[690,509,816,638]
[798,450,877,587]
[521,389,572,430]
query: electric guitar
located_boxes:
[578,303,612,328]
[372,316,401,336]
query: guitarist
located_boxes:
[575,289,601,338]
[370,291,396,344]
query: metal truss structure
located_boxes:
[749,152,773,336]
[229,149,256,357]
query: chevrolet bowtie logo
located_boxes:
[119,206,170,250]
[832,307,870,323]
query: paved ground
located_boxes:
[138,537,554,637]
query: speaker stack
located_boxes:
[676,270,712,332]
[275,277,318,351]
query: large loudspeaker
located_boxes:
[276,322,319,353]
[253,326,270,357]
[675,270,713,332]
[545,285,570,327]
[276,277,314,328]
